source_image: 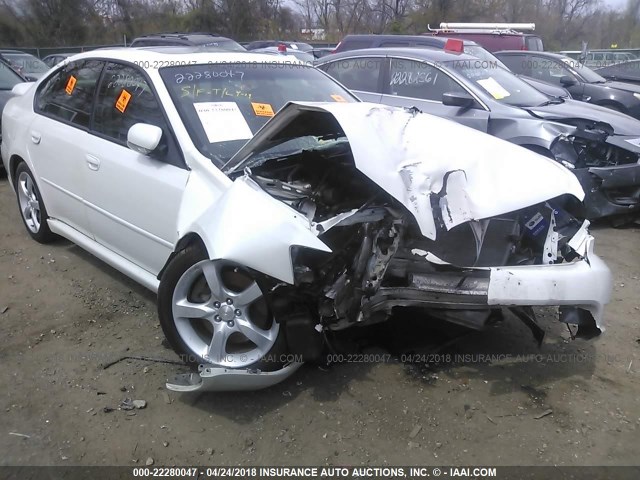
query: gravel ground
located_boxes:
[0,178,639,467]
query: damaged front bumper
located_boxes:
[363,233,611,336]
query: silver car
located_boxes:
[317,48,640,223]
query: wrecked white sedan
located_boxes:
[1,48,612,392]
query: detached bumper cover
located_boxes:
[166,362,304,393]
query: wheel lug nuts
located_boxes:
[227,321,234,327]
[214,315,221,321]
[226,298,233,305]
[235,309,241,316]
[213,301,221,308]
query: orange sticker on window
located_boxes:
[115,89,132,113]
[251,102,275,117]
[65,75,77,95]
[331,94,347,103]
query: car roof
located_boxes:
[57,47,302,72]
[497,50,565,59]
[320,47,478,63]
[341,34,479,46]
[0,49,34,54]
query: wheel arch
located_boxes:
[8,154,26,187]
[157,232,208,281]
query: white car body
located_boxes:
[1,48,612,391]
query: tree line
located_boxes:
[0,0,639,50]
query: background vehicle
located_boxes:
[129,32,246,51]
[427,22,544,52]
[496,51,640,118]
[0,57,26,172]
[596,59,640,86]
[245,40,313,52]
[317,47,640,222]
[0,50,49,81]
[1,48,610,391]
[42,53,74,67]
[310,47,334,59]
[250,46,314,63]
[330,34,567,98]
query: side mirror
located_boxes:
[442,91,475,108]
[560,75,577,87]
[127,123,163,155]
[11,82,33,96]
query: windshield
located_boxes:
[449,61,549,107]
[160,62,356,167]
[560,57,606,83]
[3,53,49,74]
[463,45,507,69]
[0,60,23,89]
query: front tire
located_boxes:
[158,245,287,370]
[14,162,56,243]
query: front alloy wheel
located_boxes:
[158,246,286,369]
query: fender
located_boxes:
[176,175,331,284]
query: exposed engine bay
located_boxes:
[240,140,592,359]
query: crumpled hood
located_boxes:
[227,102,585,240]
[526,98,640,136]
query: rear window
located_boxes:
[525,36,544,51]
[0,61,23,90]
[160,62,356,166]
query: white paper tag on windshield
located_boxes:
[625,137,640,148]
[193,102,253,143]
[477,77,511,100]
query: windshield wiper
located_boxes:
[537,97,565,106]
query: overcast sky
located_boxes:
[605,0,628,9]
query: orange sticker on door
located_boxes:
[115,89,132,113]
[331,94,347,102]
[251,102,275,117]
[65,75,77,95]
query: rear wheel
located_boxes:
[15,162,56,243]
[158,245,287,369]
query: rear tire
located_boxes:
[14,162,56,244]
[158,245,287,370]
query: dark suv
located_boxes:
[129,33,245,51]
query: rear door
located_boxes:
[380,57,489,132]
[81,61,189,275]
[318,57,384,102]
[30,59,105,237]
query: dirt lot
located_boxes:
[0,178,639,467]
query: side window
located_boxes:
[36,60,104,128]
[388,58,464,101]
[93,62,168,144]
[322,57,382,92]
[499,54,530,76]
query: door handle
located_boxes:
[30,132,41,144]
[86,155,101,171]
